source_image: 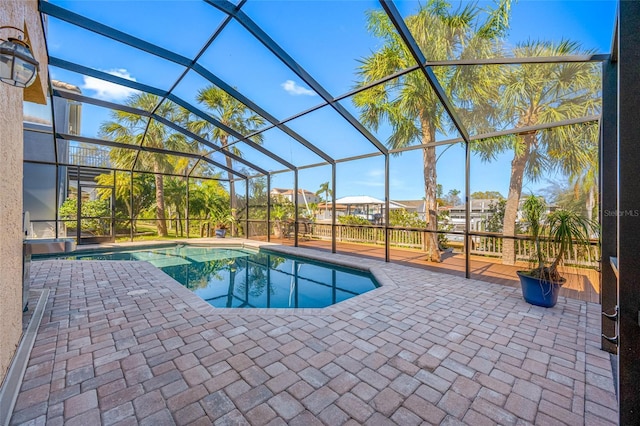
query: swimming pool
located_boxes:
[50,245,379,309]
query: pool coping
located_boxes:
[35,238,397,316]
[0,289,49,426]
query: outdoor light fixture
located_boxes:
[0,26,39,88]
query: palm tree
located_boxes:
[354,0,511,261]
[164,176,188,237]
[189,86,265,236]
[187,179,229,237]
[569,131,599,222]
[187,180,209,236]
[315,181,332,218]
[479,40,601,264]
[95,171,155,235]
[100,94,194,237]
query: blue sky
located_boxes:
[31,0,617,201]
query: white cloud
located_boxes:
[281,80,316,96]
[81,69,139,101]
[367,169,384,178]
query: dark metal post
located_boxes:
[185,177,190,239]
[601,56,618,354]
[332,164,336,253]
[50,81,60,239]
[245,177,249,239]
[465,140,471,279]
[617,2,640,423]
[54,162,60,239]
[385,154,390,262]
[267,174,271,242]
[294,260,299,307]
[111,170,116,241]
[130,172,134,242]
[294,170,299,247]
[76,166,81,243]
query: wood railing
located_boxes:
[306,224,600,268]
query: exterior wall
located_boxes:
[0,52,25,386]
[296,192,319,205]
[0,0,48,384]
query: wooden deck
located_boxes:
[261,237,600,303]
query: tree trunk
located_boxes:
[125,199,136,234]
[502,135,532,265]
[177,211,183,237]
[586,185,595,222]
[154,167,168,237]
[222,135,237,236]
[421,119,441,262]
[325,190,328,218]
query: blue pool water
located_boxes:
[51,245,379,309]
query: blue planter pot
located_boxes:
[215,229,226,238]
[517,271,565,308]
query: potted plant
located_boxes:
[271,196,294,239]
[214,222,228,238]
[211,204,234,239]
[271,204,288,239]
[517,194,597,308]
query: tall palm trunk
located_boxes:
[125,198,135,233]
[502,134,533,265]
[324,189,329,218]
[176,210,183,237]
[421,119,441,262]
[222,135,237,236]
[586,185,595,222]
[154,165,168,237]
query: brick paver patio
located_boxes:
[10,242,617,425]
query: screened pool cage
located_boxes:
[24,0,607,275]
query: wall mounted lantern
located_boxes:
[0,26,39,88]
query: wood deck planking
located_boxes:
[280,238,601,303]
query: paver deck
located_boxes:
[10,241,616,425]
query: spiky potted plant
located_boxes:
[271,204,288,239]
[211,205,234,239]
[517,195,596,308]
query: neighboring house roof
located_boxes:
[271,188,317,196]
[395,200,425,211]
[334,196,406,209]
[52,79,82,94]
[335,195,385,204]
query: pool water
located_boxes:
[54,245,379,309]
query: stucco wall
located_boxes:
[0,0,48,384]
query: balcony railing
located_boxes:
[68,145,111,168]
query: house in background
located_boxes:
[394,199,426,220]
[270,188,320,205]
[446,198,502,233]
[23,80,83,238]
